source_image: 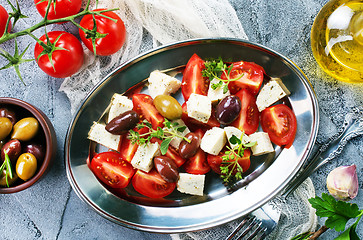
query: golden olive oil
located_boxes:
[311,0,363,83]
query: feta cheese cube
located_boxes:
[207,78,230,103]
[256,78,290,112]
[224,126,251,149]
[107,94,133,123]
[131,142,160,172]
[163,119,190,149]
[177,173,205,196]
[248,132,275,156]
[148,71,181,99]
[88,122,120,151]
[200,127,226,155]
[186,93,211,123]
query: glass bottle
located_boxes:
[311,0,363,83]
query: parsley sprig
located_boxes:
[128,118,190,155]
[202,58,244,94]
[220,133,255,183]
[0,153,15,187]
[293,193,363,240]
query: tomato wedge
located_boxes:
[150,138,186,167]
[181,102,220,131]
[183,129,210,175]
[181,54,208,100]
[90,151,135,188]
[132,169,176,198]
[230,89,259,135]
[261,104,297,148]
[207,149,251,175]
[132,94,164,129]
[118,126,149,162]
[224,61,265,95]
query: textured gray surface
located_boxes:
[0,0,362,239]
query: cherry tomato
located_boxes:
[132,94,164,129]
[90,151,135,188]
[150,138,186,167]
[34,0,81,21]
[118,126,149,162]
[207,149,251,175]
[181,54,208,100]
[181,102,220,132]
[224,61,265,95]
[79,9,126,56]
[132,169,176,198]
[183,129,210,175]
[230,89,259,135]
[34,31,84,78]
[0,4,11,37]
[261,104,297,148]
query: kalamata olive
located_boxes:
[215,95,241,125]
[1,139,21,164]
[0,170,18,187]
[11,117,39,141]
[0,107,17,125]
[16,153,37,181]
[23,142,45,161]
[153,95,182,120]
[105,110,140,135]
[0,117,12,140]
[179,132,201,159]
[154,156,179,182]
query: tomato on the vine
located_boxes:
[34,31,84,78]
[79,9,126,56]
[34,0,82,21]
[0,4,11,37]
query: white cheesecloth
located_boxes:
[59,0,318,239]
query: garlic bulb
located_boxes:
[326,165,358,201]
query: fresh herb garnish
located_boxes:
[293,193,363,240]
[202,58,244,94]
[128,118,190,155]
[0,152,14,187]
[220,133,255,183]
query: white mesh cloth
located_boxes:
[59,0,317,239]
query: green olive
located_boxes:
[16,153,37,181]
[11,117,39,141]
[0,170,18,187]
[0,117,12,141]
[153,95,182,120]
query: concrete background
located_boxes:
[0,0,362,239]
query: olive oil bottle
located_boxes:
[311,0,363,83]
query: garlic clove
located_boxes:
[326,164,358,201]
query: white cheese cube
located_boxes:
[248,132,275,156]
[88,122,120,151]
[256,78,290,112]
[131,142,160,172]
[107,94,133,123]
[207,78,230,103]
[224,126,251,149]
[163,119,190,149]
[177,173,205,196]
[200,127,226,155]
[186,93,211,123]
[148,71,181,99]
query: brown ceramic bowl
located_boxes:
[0,97,56,193]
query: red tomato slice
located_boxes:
[119,126,149,162]
[183,129,210,175]
[224,61,265,95]
[132,169,176,198]
[132,94,164,129]
[150,138,186,167]
[261,104,297,148]
[230,89,259,135]
[181,54,208,100]
[181,102,220,131]
[207,149,251,175]
[90,151,135,188]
